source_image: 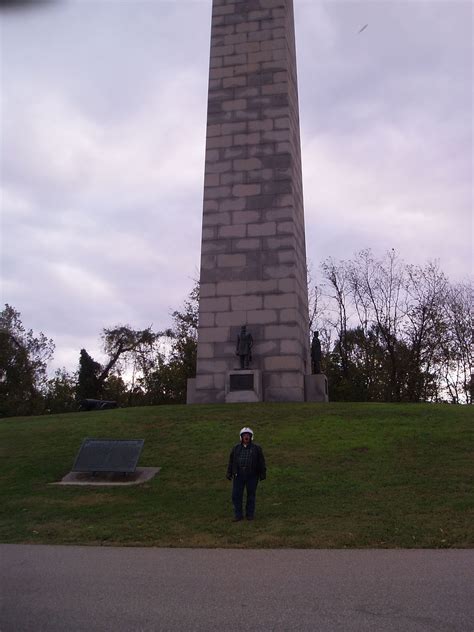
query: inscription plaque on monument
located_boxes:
[72,438,144,474]
[230,373,254,392]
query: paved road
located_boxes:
[1,546,473,631]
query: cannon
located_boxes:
[79,399,118,412]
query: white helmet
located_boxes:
[240,427,254,438]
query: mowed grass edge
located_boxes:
[0,402,473,548]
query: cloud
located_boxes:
[298,1,472,280]
[1,0,471,374]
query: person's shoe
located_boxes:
[246,516,254,521]
[232,517,243,522]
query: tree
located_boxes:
[319,250,470,403]
[346,249,406,401]
[143,283,199,404]
[307,264,332,371]
[168,282,199,397]
[76,327,157,402]
[402,261,448,402]
[439,282,473,403]
[76,349,102,401]
[321,257,350,378]
[102,374,128,406]
[0,304,54,417]
[44,368,77,414]
[99,326,157,389]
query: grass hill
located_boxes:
[1,402,472,548]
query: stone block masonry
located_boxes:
[192,0,310,403]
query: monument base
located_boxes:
[225,370,262,403]
[305,374,329,402]
[186,378,196,404]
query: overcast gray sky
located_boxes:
[1,0,472,373]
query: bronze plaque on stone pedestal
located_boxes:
[230,373,255,392]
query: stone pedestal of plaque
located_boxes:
[225,370,262,403]
[305,374,329,402]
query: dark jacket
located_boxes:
[227,442,266,480]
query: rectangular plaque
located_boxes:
[72,438,144,473]
[229,373,254,392]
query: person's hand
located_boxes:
[226,474,232,481]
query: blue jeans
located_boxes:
[232,473,258,519]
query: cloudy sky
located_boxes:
[1,0,472,373]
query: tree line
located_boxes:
[0,250,471,417]
[310,249,472,404]
[0,286,198,417]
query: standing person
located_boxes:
[226,427,266,522]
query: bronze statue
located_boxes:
[236,325,253,369]
[311,331,322,374]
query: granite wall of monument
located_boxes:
[193,0,310,403]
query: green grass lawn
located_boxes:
[0,402,472,548]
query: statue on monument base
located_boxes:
[236,325,253,370]
[306,330,328,402]
[311,331,322,374]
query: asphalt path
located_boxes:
[1,545,473,632]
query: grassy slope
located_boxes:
[0,402,472,548]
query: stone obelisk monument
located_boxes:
[189,0,312,403]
